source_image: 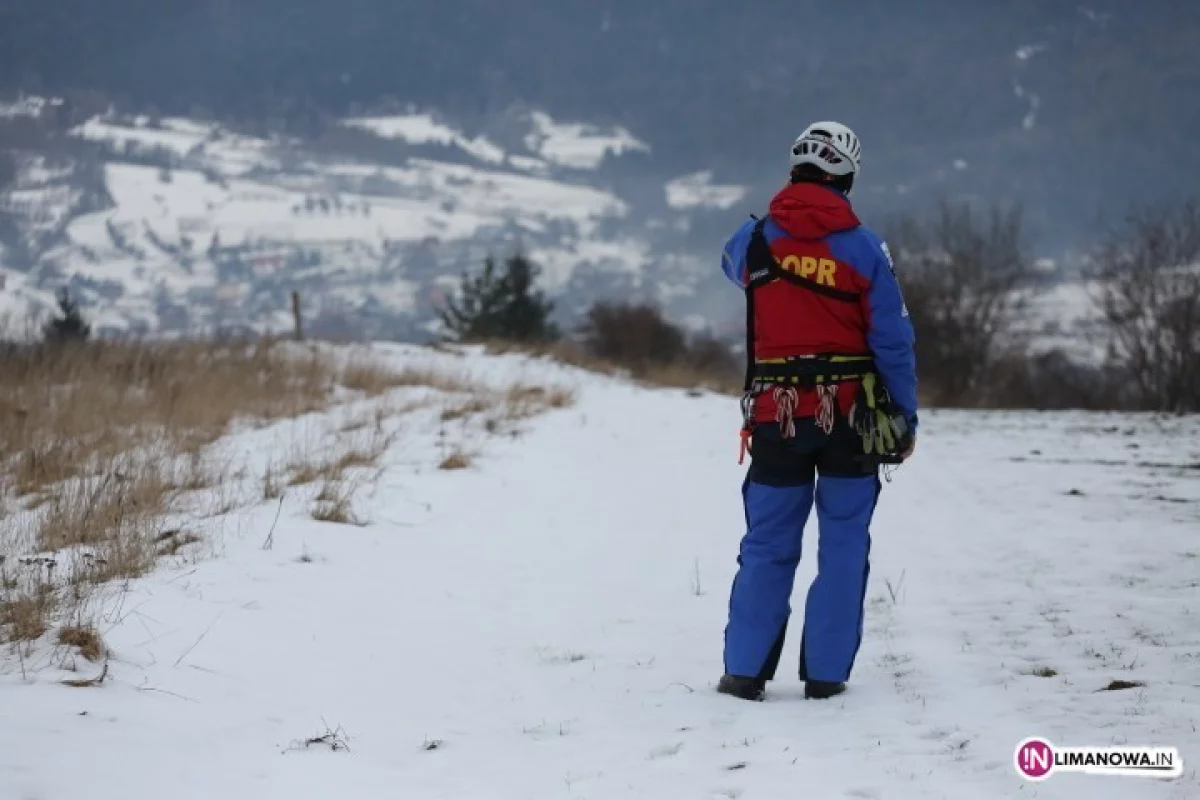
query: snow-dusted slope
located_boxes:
[2,345,1197,799]
[0,106,679,338]
[666,170,748,211]
[342,113,507,165]
[523,111,649,169]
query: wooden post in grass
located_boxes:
[291,290,304,341]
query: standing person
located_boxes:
[717,122,918,701]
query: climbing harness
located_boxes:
[737,217,876,461]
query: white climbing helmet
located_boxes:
[789,121,861,177]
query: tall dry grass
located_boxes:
[1,339,375,653]
[0,339,338,478]
[1,338,576,657]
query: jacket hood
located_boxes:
[768,183,860,240]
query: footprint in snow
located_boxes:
[919,726,953,741]
[846,788,882,799]
[648,742,684,759]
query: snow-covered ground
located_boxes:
[3,345,1198,799]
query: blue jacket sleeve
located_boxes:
[721,218,756,288]
[861,232,919,430]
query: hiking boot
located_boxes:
[804,679,846,699]
[717,674,765,702]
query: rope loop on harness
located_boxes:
[773,386,800,439]
[816,384,839,435]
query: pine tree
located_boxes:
[439,252,558,343]
[43,287,91,343]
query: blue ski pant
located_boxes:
[724,420,880,683]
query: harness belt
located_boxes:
[751,354,876,388]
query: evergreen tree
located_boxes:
[439,252,558,343]
[43,287,91,343]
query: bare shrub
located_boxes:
[1095,200,1200,412]
[980,348,1131,410]
[579,302,688,374]
[885,202,1029,406]
[571,303,740,392]
[682,335,741,380]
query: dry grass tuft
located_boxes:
[341,360,474,397]
[288,459,328,487]
[341,360,410,397]
[2,589,53,642]
[497,383,576,425]
[176,452,217,492]
[262,465,283,500]
[332,442,386,472]
[288,420,394,490]
[438,451,472,471]
[440,397,491,422]
[57,624,104,661]
[310,480,362,525]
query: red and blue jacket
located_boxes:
[721,182,918,428]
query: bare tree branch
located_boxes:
[1095,200,1200,411]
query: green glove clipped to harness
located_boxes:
[849,373,913,461]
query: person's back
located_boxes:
[717,121,918,702]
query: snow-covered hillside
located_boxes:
[0,97,1157,357]
[3,345,1197,799]
[0,104,726,338]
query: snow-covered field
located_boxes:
[3,345,1198,799]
